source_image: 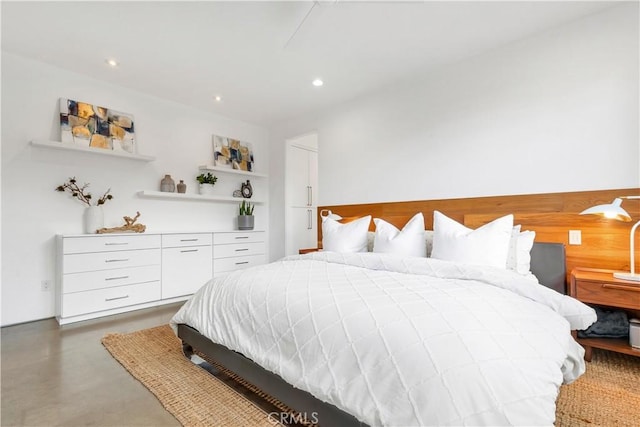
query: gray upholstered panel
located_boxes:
[530,242,566,294]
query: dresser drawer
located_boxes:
[62,234,160,254]
[575,280,640,310]
[63,248,160,274]
[162,233,212,248]
[162,245,213,299]
[61,281,161,318]
[214,254,265,274]
[213,231,265,245]
[63,265,160,294]
[213,242,265,259]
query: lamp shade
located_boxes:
[580,198,632,222]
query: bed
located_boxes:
[171,213,596,426]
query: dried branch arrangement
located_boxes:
[55,177,113,206]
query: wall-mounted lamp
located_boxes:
[580,196,640,281]
[320,209,342,221]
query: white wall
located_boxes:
[1,52,269,326]
[268,4,639,261]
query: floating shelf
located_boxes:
[137,190,264,204]
[31,140,156,162]
[198,165,268,178]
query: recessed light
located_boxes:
[214,95,222,102]
[312,78,323,87]
[105,59,119,68]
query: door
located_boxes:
[288,146,311,207]
[290,207,317,250]
[285,133,318,256]
[308,150,318,206]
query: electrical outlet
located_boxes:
[41,280,52,292]
[569,230,582,245]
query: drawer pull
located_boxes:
[105,295,129,302]
[235,261,249,265]
[235,248,249,252]
[602,284,640,292]
[235,236,249,239]
[181,249,199,253]
[105,259,129,263]
[105,242,128,246]
[105,276,129,281]
[180,239,198,242]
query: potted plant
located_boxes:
[196,172,218,195]
[238,200,255,230]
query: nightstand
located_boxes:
[569,268,640,361]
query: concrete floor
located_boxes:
[1,304,184,426]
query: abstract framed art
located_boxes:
[212,134,254,172]
[59,98,136,154]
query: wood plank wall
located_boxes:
[317,188,640,279]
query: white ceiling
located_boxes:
[1,1,619,126]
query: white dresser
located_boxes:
[213,231,266,276]
[56,230,266,325]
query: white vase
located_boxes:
[199,183,216,195]
[84,206,104,234]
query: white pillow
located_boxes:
[322,215,371,253]
[516,230,536,274]
[506,225,522,270]
[367,230,434,255]
[373,213,426,257]
[431,211,513,269]
[507,225,537,275]
[424,230,434,257]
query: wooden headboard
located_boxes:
[464,212,632,283]
[318,188,640,282]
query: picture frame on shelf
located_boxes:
[212,134,254,172]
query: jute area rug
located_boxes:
[102,325,640,427]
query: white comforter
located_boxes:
[171,252,596,426]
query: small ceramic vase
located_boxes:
[177,180,186,193]
[161,174,175,192]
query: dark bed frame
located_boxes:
[177,242,566,426]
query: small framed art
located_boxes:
[212,134,254,172]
